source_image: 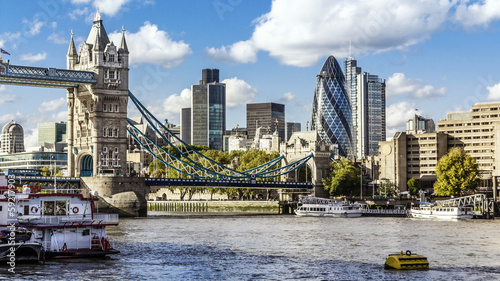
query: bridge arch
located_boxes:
[80,154,93,177]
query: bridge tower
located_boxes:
[66,10,129,177]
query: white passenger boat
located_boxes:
[295,195,362,217]
[410,203,473,220]
[0,187,119,259]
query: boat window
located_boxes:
[43,201,55,216]
[82,229,90,236]
[56,201,67,215]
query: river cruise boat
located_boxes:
[410,203,473,220]
[295,195,362,218]
[0,187,119,259]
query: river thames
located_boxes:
[9,214,500,280]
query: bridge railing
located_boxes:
[0,62,96,83]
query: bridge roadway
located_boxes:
[13,176,312,189]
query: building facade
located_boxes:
[406,114,435,134]
[180,108,191,144]
[191,69,226,150]
[246,103,285,143]
[311,56,353,157]
[285,122,301,142]
[38,122,67,146]
[0,120,25,154]
[378,102,500,198]
[345,58,386,159]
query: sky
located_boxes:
[2,0,500,148]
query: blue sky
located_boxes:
[2,0,500,148]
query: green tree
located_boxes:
[322,158,363,197]
[407,178,419,196]
[434,147,479,196]
[377,181,397,197]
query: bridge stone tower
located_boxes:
[281,131,333,198]
[66,10,129,177]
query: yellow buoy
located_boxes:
[385,250,429,270]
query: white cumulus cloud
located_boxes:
[109,22,192,68]
[205,40,257,64]
[207,0,453,67]
[486,83,500,101]
[162,88,191,123]
[454,0,500,27]
[20,52,47,62]
[280,92,295,103]
[386,101,421,139]
[39,98,66,113]
[222,77,258,108]
[386,73,446,100]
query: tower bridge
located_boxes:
[0,10,331,216]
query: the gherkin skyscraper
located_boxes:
[311,56,353,157]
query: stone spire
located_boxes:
[67,30,77,57]
[119,26,129,54]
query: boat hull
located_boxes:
[0,243,45,262]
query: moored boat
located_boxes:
[0,187,119,259]
[295,195,362,217]
[410,202,473,220]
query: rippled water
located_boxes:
[9,214,500,280]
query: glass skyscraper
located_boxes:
[191,69,226,151]
[345,57,386,159]
[311,56,353,157]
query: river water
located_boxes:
[8,213,500,280]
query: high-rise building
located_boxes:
[0,120,25,154]
[358,72,386,158]
[180,108,191,144]
[38,122,67,146]
[345,58,362,155]
[285,122,301,142]
[345,58,386,159]
[191,69,226,150]
[311,56,353,157]
[246,103,285,143]
[406,114,435,134]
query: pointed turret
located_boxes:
[67,30,78,69]
[118,26,129,54]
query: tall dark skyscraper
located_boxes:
[311,56,353,157]
[191,69,226,150]
[246,103,285,143]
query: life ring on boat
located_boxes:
[31,206,38,213]
[72,207,79,213]
[406,250,412,256]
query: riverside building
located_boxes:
[378,102,500,199]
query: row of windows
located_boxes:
[103,127,119,138]
[103,103,120,112]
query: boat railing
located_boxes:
[362,209,408,215]
[17,213,119,225]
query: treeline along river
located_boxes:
[9,214,500,280]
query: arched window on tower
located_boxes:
[114,128,118,137]
[103,128,107,137]
[115,104,119,112]
[103,103,107,112]
[109,104,113,112]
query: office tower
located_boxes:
[285,122,301,142]
[345,58,386,159]
[246,103,285,143]
[311,56,353,157]
[357,72,386,157]
[406,114,436,134]
[180,108,192,144]
[0,120,25,153]
[38,122,67,146]
[191,69,226,150]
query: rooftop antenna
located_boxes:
[348,40,352,59]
